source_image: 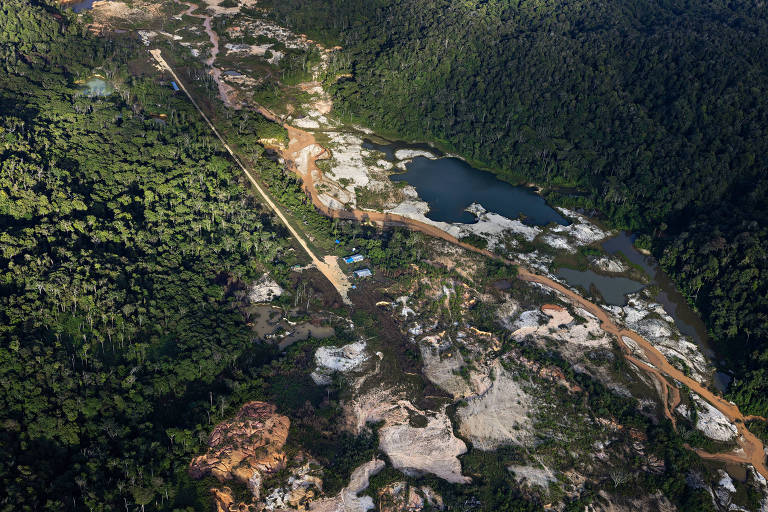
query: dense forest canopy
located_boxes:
[270,0,768,414]
[0,1,312,509]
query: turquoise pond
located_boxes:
[79,78,114,97]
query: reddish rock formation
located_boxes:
[190,401,290,499]
[210,487,257,512]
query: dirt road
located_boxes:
[276,118,768,478]
[149,50,352,304]
[517,267,768,479]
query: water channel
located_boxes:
[367,137,729,388]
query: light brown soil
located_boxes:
[517,268,768,480]
[272,116,768,479]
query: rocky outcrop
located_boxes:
[311,341,368,385]
[249,273,284,303]
[263,461,324,511]
[379,412,470,484]
[190,401,290,499]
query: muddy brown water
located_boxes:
[601,232,733,391]
[249,305,334,350]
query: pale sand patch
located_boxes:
[692,394,738,442]
[379,412,470,483]
[394,149,438,161]
[457,365,535,450]
[343,388,470,484]
[309,459,385,512]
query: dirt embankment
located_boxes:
[517,268,768,480]
[272,114,768,480]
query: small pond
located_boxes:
[556,267,645,306]
[364,139,568,226]
[601,232,732,390]
[63,0,99,13]
[79,77,114,97]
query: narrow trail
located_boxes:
[151,5,767,477]
[273,114,768,479]
[149,50,352,304]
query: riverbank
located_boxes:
[274,113,768,480]
[88,0,768,489]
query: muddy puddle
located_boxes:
[249,305,334,350]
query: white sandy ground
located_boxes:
[308,459,385,512]
[691,394,738,441]
[419,344,492,400]
[503,304,612,350]
[248,273,284,303]
[605,292,711,383]
[343,387,470,483]
[393,149,438,161]
[456,364,535,450]
[311,341,368,385]
[379,411,471,483]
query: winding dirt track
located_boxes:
[275,117,768,479]
[173,0,234,105]
[155,2,768,478]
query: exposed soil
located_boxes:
[144,4,768,480]
[272,116,768,480]
[517,268,768,480]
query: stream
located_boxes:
[366,138,730,389]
